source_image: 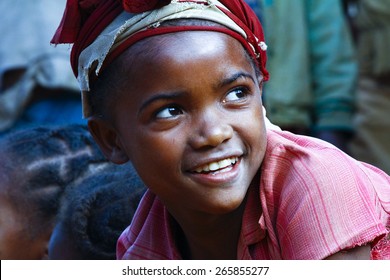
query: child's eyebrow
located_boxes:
[216,71,255,89]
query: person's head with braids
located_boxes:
[0,124,112,259]
[48,162,145,260]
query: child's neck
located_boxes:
[174,196,247,260]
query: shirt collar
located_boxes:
[237,179,267,259]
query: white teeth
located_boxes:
[194,157,238,173]
[209,162,220,171]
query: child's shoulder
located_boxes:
[262,129,389,188]
[266,129,337,155]
[259,131,390,260]
[265,129,356,166]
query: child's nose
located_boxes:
[189,109,233,149]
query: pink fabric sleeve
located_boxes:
[260,131,390,259]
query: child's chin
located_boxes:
[205,194,247,215]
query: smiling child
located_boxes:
[52,0,390,259]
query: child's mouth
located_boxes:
[192,156,239,174]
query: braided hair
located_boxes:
[51,162,146,259]
[0,124,111,241]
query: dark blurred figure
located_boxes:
[0,0,85,137]
[346,0,390,174]
[0,124,111,259]
[48,168,145,260]
[246,0,358,152]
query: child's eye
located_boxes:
[224,87,249,102]
[155,106,183,119]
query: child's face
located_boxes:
[91,31,267,217]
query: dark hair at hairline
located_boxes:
[88,18,262,118]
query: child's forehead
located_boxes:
[122,31,247,67]
[110,32,253,97]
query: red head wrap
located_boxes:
[52,0,268,81]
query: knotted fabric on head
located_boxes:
[52,0,269,117]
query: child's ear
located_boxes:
[87,117,129,164]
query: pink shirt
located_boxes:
[117,130,390,259]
